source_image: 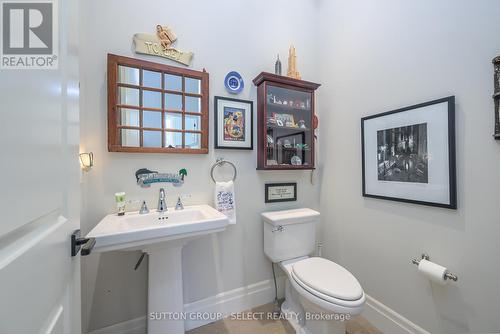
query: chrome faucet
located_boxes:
[175,196,184,210]
[139,200,149,214]
[157,188,167,213]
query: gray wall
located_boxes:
[79,0,321,332]
[318,1,500,333]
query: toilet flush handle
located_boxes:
[271,225,284,233]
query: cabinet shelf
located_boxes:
[267,146,311,151]
[253,72,320,170]
[267,102,311,112]
[267,125,311,132]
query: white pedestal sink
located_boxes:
[87,204,229,334]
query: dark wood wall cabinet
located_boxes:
[107,54,209,153]
[253,72,320,170]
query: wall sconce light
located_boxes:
[79,152,94,171]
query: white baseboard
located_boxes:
[363,295,431,334]
[88,276,285,334]
[89,280,429,334]
[184,276,285,330]
[88,316,146,334]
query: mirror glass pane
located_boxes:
[143,111,161,128]
[143,90,161,109]
[165,93,183,111]
[143,70,161,88]
[165,112,182,130]
[185,77,201,94]
[118,66,139,85]
[165,131,183,148]
[185,96,201,113]
[165,74,182,91]
[185,132,201,149]
[118,87,139,106]
[119,108,139,127]
[185,115,201,131]
[143,130,162,147]
[121,129,140,147]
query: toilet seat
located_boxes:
[291,257,365,308]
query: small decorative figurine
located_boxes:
[275,54,282,75]
[298,120,306,128]
[291,155,302,165]
[156,25,175,49]
[267,134,274,145]
[287,45,301,80]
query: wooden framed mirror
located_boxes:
[107,54,209,153]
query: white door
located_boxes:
[0,0,81,333]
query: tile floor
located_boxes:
[187,302,383,334]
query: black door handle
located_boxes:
[71,230,96,257]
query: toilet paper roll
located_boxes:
[417,259,448,285]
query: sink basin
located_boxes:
[86,204,230,334]
[87,204,229,252]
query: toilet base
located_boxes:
[281,278,348,334]
[281,279,306,334]
[299,296,347,334]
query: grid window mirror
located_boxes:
[108,54,209,153]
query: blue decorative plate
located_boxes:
[224,71,244,94]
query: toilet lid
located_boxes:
[292,257,363,301]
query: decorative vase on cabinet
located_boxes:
[253,72,321,170]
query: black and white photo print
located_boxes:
[362,97,456,209]
[377,123,428,183]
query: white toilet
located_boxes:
[263,208,365,334]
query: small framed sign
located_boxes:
[265,182,297,203]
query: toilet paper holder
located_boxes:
[411,254,458,282]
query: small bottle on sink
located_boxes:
[115,192,126,216]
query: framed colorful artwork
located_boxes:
[361,96,457,209]
[215,96,253,149]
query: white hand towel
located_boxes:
[215,180,236,224]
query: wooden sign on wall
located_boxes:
[133,25,193,66]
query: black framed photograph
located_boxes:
[265,183,297,203]
[214,96,253,149]
[361,96,457,209]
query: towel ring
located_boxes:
[211,158,237,183]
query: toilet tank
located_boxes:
[262,208,320,263]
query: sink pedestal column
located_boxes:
[145,240,187,334]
